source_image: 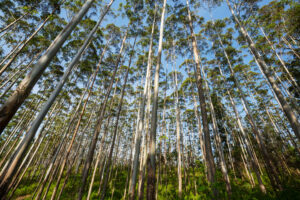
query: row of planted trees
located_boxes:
[0,0,299,199]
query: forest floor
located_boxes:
[10,165,300,200]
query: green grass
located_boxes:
[11,165,300,200]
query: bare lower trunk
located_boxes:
[186,1,216,196]
[147,0,167,199]
[173,59,182,198]
[77,28,126,200]
[129,10,156,199]
[227,92,266,193]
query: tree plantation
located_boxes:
[0,0,299,199]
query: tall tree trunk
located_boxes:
[226,0,300,141]
[137,115,149,200]
[50,39,110,200]
[129,8,156,199]
[215,29,281,190]
[186,67,206,170]
[201,67,231,196]
[173,59,182,198]
[0,0,95,135]
[100,60,131,200]
[7,101,61,196]
[227,91,266,193]
[0,2,113,196]
[57,114,94,198]
[0,51,41,99]
[238,135,255,187]
[123,121,136,199]
[147,0,167,198]
[139,56,153,200]
[86,116,112,200]
[77,29,127,200]
[186,0,217,196]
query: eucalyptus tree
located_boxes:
[147,0,167,198]
[77,25,127,200]
[217,64,267,193]
[0,1,63,77]
[0,2,114,196]
[128,3,157,199]
[185,0,217,196]
[0,0,96,134]
[173,67,183,198]
[0,1,299,199]
[224,0,300,140]
[100,38,135,199]
[202,66,232,195]
[206,18,284,191]
[50,39,111,200]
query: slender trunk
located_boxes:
[215,29,281,190]
[155,141,161,200]
[225,129,236,179]
[201,69,231,196]
[147,0,167,198]
[77,29,127,200]
[7,102,61,196]
[129,9,156,199]
[0,5,61,76]
[0,108,31,156]
[0,0,95,135]
[282,36,300,59]
[57,114,94,198]
[0,42,24,67]
[259,26,299,92]
[122,127,135,199]
[100,63,130,200]
[227,92,266,193]
[86,118,111,200]
[173,61,182,198]
[239,136,255,187]
[186,68,206,169]
[34,113,79,200]
[50,39,110,200]
[0,52,41,99]
[186,1,216,196]
[41,155,64,200]
[137,118,149,200]
[226,0,300,140]
[0,12,28,33]
[160,68,168,193]
[128,92,142,198]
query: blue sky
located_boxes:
[1,0,282,132]
[90,0,279,116]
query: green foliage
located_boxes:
[11,163,300,200]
